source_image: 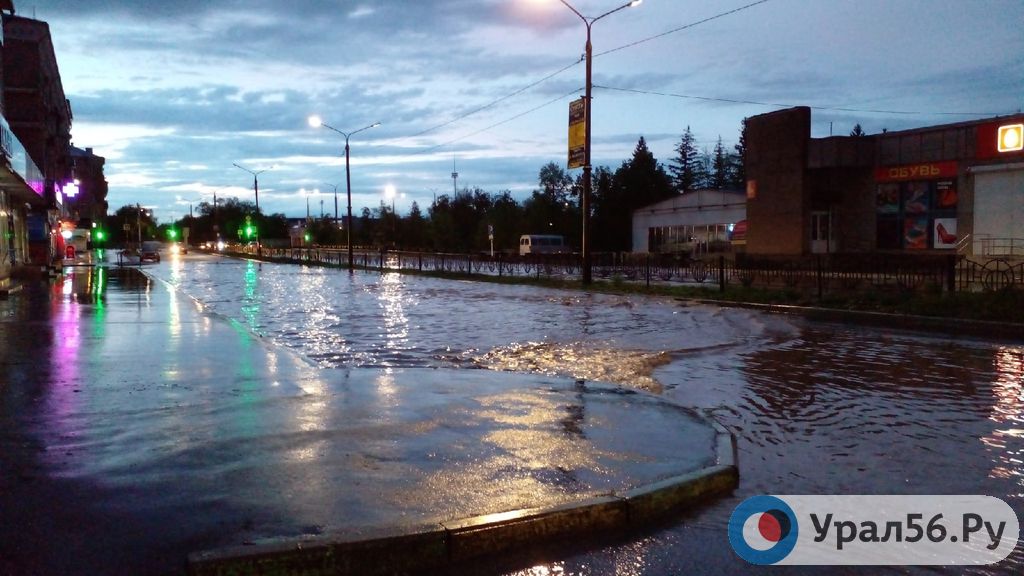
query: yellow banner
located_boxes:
[568,98,586,169]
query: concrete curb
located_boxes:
[696,299,1024,341]
[187,413,738,576]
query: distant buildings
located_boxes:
[632,108,1024,260]
[0,1,106,289]
[745,106,1024,257]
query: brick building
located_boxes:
[745,106,1024,257]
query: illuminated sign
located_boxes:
[874,161,958,182]
[998,124,1023,153]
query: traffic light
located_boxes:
[303,232,311,243]
[168,228,178,240]
[95,230,106,242]
[245,225,256,239]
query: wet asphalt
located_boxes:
[0,265,719,575]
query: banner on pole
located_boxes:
[568,98,586,169]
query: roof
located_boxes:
[634,189,746,215]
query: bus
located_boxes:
[519,234,568,255]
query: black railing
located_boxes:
[256,247,1023,295]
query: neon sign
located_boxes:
[998,124,1024,153]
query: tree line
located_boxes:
[107,121,746,254]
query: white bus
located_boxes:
[519,234,568,255]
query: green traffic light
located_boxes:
[168,229,177,239]
[304,233,311,242]
[95,230,106,241]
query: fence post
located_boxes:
[719,256,726,292]
[645,254,651,288]
[816,255,823,301]
[946,254,957,293]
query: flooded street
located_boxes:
[137,253,1024,575]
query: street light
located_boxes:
[324,183,340,227]
[233,163,273,256]
[555,0,642,284]
[308,115,381,271]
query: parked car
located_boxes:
[140,241,162,263]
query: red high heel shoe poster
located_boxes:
[933,218,958,249]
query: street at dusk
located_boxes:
[2,0,1024,574]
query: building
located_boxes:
[3,6,75,268]
[745,106,1024,257]
[0,0,49,290]
[67,145,108,229]
[631,189,746,255]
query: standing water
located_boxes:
[147,254,1022,575]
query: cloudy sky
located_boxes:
[28,0,1024,221]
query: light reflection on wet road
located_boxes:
[147,254,1024,576]
[5,253,1022,575]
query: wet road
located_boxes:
[0,260,720,575]
[147,253,1024,575]
[4,251,1023,575]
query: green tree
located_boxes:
[668,126,701,193]
[111,204,158,245]
[711,136,729,190]
[850,123,866,137]
[729,118,748,190]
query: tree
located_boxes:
[668,126,701,193]
[711,136,729,190]
[729,118,748,190]
[111,204,157,244]
[850,123,866,137]
[537,162,574,204]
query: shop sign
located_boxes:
[874,161,958,182]
[976,119,1024,159]
[998,124,1023,153]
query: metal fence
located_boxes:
[257,247,1024,295]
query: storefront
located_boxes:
[745,107,1024,257]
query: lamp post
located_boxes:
[233,163,272,256]
[556,0,642,284]
[308,116,381,271]
[325,183,340,228]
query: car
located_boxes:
[140,241,162,263]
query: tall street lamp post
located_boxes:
[233,163,271,257]
[556,0,642,284]
[324,183,340,228]
[308,116,380,271]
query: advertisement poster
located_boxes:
[936,180,958,209]
[876,183,899,213]
[903,182,930,214]
[904,217,928,249]
[934,218,958,249]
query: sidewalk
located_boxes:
[0,266,734,576]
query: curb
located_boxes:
[696,299,1024,341]
[187,413,737,576]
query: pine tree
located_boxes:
[850,123,866,137]
[668,126,701,194]
[711,136,729,190]
[729,118,747,190]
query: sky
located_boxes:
[23,0,1024,222]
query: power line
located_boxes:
[418,88,582,155]
[410,61,581,139]
[594,84,1010,117]
[408,1,772,141]
[597,0,772,57]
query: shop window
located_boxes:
[876,179,957,250]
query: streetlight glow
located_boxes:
[308,116,382,271]
[547,0,642,284]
